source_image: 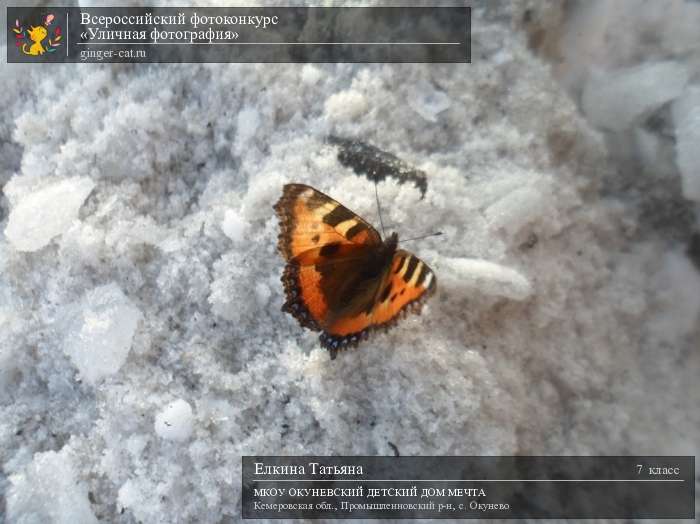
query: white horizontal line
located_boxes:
[76,42,462,45]
[252,479,685,482]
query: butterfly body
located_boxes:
[274,184,435,358]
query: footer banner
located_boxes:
[242,456,695,519]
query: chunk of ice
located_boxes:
[672,86,700,202]
[407,79,451,122]
[440,257,533,301]
[221,208,249,244]
[651,251,700,341]
[63,283,142,385]
[582,61,688,131]
[4,176,95,252]
[7,449,98,524]
[155,399,194,441]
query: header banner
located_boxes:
[7,6,471,63]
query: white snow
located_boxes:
[672,86,700,202]
[63,283,142,385]
[155,399,195,441]
[4,176,95,252]
[483,182,556,239]
[301,64,323,85]
[581,61,688,131]
[255,281,271,306]
[324,89,369,121]
[234,107,260,154]
[117,479,146,515]
[0,342,12,394]
[7,448,98,524]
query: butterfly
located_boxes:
[274,183,436,358]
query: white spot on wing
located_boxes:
[397,257,409,278]
[336,219,359,235]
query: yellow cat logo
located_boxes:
[23,25,48,55]
[12,14,62,57]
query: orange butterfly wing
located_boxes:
[323,250,436,344]
[274,184,436,358]
[274,183,381,261]
[280,242,377,334]
[367,249,436,326]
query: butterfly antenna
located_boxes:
[374,181,386,237]
[400,231,443,243]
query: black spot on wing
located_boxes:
[311,234,320,243]
[345,222,366,240]
[319,242,342,256]
[416,264,430,287]
[380,283,392,303]
[307,192,329,210]
[323,205,355,227]
[403,256,419,283]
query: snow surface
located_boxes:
[1,1,698,523]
